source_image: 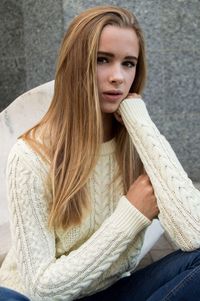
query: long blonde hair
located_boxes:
[22,6,147,229]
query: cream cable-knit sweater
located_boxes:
[0,99,200,301]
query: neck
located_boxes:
[102,113,115,142]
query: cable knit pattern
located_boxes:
[0,98,199,300]
[0,138,149,301]
[119,98,200,251]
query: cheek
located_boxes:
[127,72,136,88]
[96,69,104,88]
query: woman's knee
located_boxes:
[183,247,200,268]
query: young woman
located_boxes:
[0,5,200,301]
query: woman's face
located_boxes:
[97,25,139,114]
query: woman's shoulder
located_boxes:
[8,138,49,174]
[9,138,39,160]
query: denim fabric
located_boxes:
[79,248,200,301]
[1,249,199,300]
[0,287,30,301]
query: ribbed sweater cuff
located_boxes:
[119,98,151,125]
[111,196,151,238]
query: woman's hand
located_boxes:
[114,93,142,124]
[113,111,124,124]
[125,93,142,99]
[126,174,159,221]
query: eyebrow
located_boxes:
[97,51,138,61]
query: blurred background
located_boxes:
[0,0,200,181]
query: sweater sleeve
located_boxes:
[7,141,150,301]
[119,98,200,251]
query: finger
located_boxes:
[127,93,142,99]
[114,112,124,124]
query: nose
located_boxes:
[108,64,124,85]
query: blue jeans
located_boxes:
[0,287,30,301]
[1,249,199,300]
[79,248,200,301]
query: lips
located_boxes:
[104,90,123,96]
[102,90,123,102]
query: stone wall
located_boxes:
[0,0,200,180]
[0,0,63,111]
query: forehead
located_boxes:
[98,25,139,57]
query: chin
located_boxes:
[100,103,120,114]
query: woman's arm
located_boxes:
[119,98,200,251]
[7,140,150,301]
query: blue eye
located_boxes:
[97,57,108,64]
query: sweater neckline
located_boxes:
[19,137,116,157]
[100,138,116,155]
